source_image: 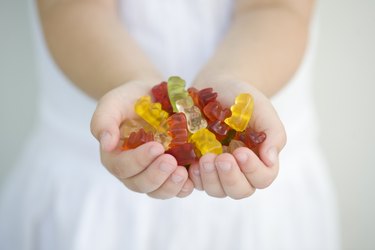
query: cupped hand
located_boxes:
[189,79,287,199]
[90,81,194,199]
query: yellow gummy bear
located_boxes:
[176,96,207,133]
[167,76,189,112]
[224,93,254,132]
[190,128,222,155]
[134,95,169,133]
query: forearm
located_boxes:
[194,1,314,97]
[37,0,162,99]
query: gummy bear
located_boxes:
[151,81,173,114]
[134,95,169,133]
[224,93,254,132]
[154,132,172,150]
[176,96,207,133]
[237,127,266,149]
[120,118,154,139]
[166,143,197,166]
[188,87,217,110]
[203,101,231,122]
[227,139,246,153]
[189,128,222,155]
[167,113,189,147]
[167,76,189,112]
[207,120,231,141]
[122,128,154,150]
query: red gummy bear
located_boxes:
[166,143,197,166]
[151,81,173,114]
[167,113,189,147]
[207,120,231,141]
[122,128,154,150]
[203,101,231,122]
[188,87,218,110]
[237,127,267,149]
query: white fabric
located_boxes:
[0,1,339,249]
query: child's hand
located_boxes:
[188,79,286,199]
[90,81,194,199]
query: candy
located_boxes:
[151,81,173,114]
[207,120,231,140]
[220,129,237,146]
[176,96,207,133]
[166,143,197,166]
[167,113,189,147]
[203,101,231,122]
[134,95,169,133]
[224,93,254,132]
[120,118,154,139]
[121,77,266,165]
[188,87,217,109]
[189,128,222,155]
[154,132,172,150]
[122,128,154,150]
[167,76,189,112]
[227,139,246,153]
[237,127,267,149]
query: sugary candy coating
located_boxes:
[167,76,189,112]
[176,96,207,133]
[151,81,173,114]
[122,128,154,150]
[224,93,254,132]
[134,95,169,133]
[203,101,231,122]
[167,113,189,147]
[120,118,154,139]
[189,128,222,155]
[166,143,197,166]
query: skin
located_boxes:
[37,0,314,199]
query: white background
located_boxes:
[1,1,374,249]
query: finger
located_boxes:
[90,93,127,152]
[101,141,165,179]
[125,154,178,193]
[177,179,195,198]
[251,92,286,167]
[199,154,226,198]
[188,162,203,191]
[148,166,189,199]
[90,83,150,152]
[215,153,255,199]
[233,147,279,189]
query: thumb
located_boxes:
[90,97,123,152]
[257,117,287,168]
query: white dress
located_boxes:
[0,1,339,249]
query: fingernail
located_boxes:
[236,153,248,164]
[149,145,164,157]
[171,174,184,183]
[100,131,112,151]
[216,162,231,172]
[159,163,174,173]
[266,147,278,167]
[202,163,214,173]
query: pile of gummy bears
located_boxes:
[120,76,266,166]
